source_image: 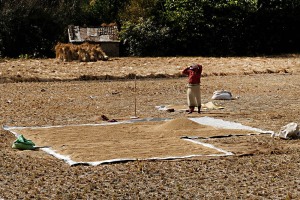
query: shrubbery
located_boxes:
[133,0,300,56]
[0,0,299,57]
[120,18,171,56]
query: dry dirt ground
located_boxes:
[1,55,300,199]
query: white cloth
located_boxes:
[187,84,201,107]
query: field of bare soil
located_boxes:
[1,55,300,199]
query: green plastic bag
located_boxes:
[12,135,36,150]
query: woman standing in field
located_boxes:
[182,64,203,114]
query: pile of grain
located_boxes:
[154,118,208,131]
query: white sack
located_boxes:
[272,122,300,139]
[212,90,232,100]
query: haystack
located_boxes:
[55,42,109,62]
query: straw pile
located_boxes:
[55,42,109,62]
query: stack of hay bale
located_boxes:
[55,42,109,62]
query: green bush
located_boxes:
[120,18,171,56]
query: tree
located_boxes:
[120,18,171,56]
[81,0,127,26]
[0,0,83,57]
[163,0,258,56]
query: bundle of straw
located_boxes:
[55,42,109,62]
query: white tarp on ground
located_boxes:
[155,102,224,111]
[4,117,271,166]
[190,117,269,133]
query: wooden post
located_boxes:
[131,74,138,119]
[134,74,137,117]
